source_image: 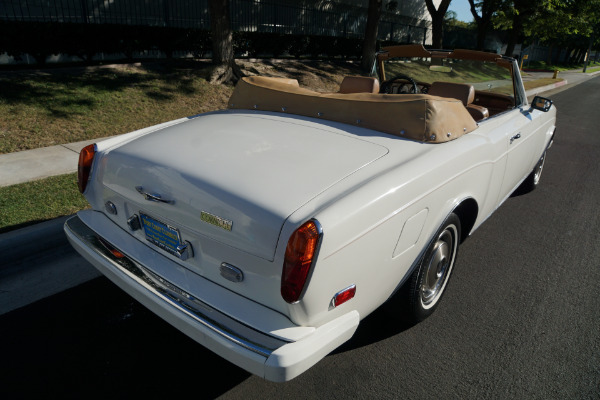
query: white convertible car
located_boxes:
[65,45,556,381]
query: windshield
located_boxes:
[378,57,514,99]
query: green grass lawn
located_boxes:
[523,78,564,90]
[585,65,600,73]
[0,61,233,154]
[0,173,89,233]
[524,60,600,72]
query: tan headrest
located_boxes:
[338,76,380,94]
[429,81,475,106]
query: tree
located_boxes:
[425,0,452,48]
[502,0,537,57]
[468,0,503,50]
[361,0,383,73]
[501,0,600,59]
[208,0,243,84]
[444,10,470,29]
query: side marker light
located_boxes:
[333,285,356,308]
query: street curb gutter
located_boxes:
[0,213,102,315]
[0,215,72,266]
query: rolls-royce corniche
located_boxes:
[64,45,556,382]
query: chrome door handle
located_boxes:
[510,133,521,144]
[135,186,174,204]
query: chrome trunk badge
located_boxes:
[201,211,233,231]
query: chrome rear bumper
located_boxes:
[65,215,286,358]
[64,213,360,382]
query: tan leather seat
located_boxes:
[338,76,380,94]
[466,104,489,121]
[429,81,489,122]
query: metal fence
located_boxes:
[0,0,209,27]
[0,0,429,43]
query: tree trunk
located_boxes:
[468,0,492,51]
[430,13,444,48]
[208,0,242,84]
[425,0,451,49]
[360,0,382,73]
[476,22,489,50]
[504,13,523,57]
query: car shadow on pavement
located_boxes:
[0,277,251,398]
[332,301,416,355]
[0,275,418,397]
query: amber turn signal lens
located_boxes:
[98,237,126,259]
[78,144,96,193]
[281,220,321,303]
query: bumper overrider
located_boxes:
[64,211,359,382]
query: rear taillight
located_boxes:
[78,144,96,193]
[281,220,322,303]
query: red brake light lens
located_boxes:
[281,220,321,303]
[333,285,356,308]
[78,144,96,193]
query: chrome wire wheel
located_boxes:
[419,224,458,310]
[533,153,546,186]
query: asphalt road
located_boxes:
[1,77,599,399]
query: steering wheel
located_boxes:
[379,74,419,94]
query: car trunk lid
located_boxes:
[100,112,389,261]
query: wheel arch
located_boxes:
[452,198,479,243]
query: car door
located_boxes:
[497,63,547,200]
[498,106,543,198]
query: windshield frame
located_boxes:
[374,45,525,108]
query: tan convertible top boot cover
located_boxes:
[228,76,478,143]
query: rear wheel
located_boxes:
[399,213,461,323]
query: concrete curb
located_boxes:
[0,213,102,315]
[525,79,568,97]
[0,215,72,266]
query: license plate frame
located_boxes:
[139,213,185,258]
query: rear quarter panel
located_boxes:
[288,103,556,328]
[284,132,503,327]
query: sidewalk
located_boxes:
[523,68,600,97]
[0,137,112,187]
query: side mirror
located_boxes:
[531,96,553,112]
